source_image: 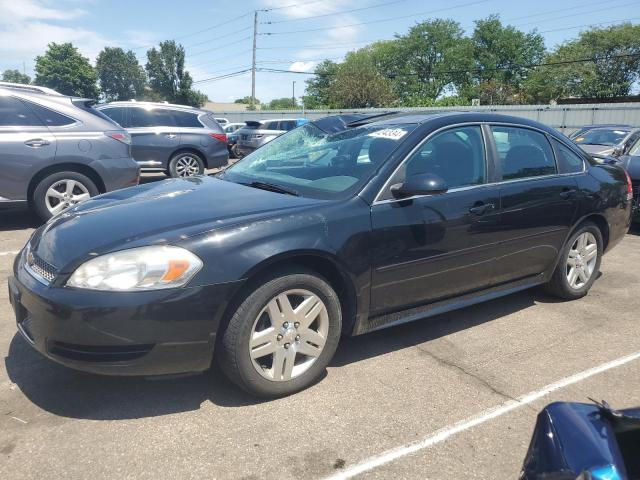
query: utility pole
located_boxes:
[292,81,296,107]
[251,10,258,108]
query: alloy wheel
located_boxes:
[174,155,201,177]
[249,289,329,382]
[45,179,90,216]
[566,232,598,289]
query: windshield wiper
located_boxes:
[244,181,300,196]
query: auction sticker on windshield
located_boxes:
[368,128,407,140]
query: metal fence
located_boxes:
[215,103,640,135]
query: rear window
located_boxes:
[263,121,279,130]
[279,120,297,131]
[172,111,203,128]
[71,100,118,125]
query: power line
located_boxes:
[258,41,370,50]
[193,69,252,85]
[514,1,639,28]
[262,0,410,24]
[537,17,640,34]
[183,25,253,50]
[188,36,252,57]
[260,0,490,35]
[258,0,328,12]
[130,12,251,51]
[188,48,253,69]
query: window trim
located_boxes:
[373,121,586,206]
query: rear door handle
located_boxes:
[560,188,577,199]
[469,202,495,215]
[24,138,50,148]
[165,133,178,139]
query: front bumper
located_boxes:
[8,257,243,376]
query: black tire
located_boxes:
[217,269,342,398]
[32,171,99,221]
[168,152,205,178]
[545,222,603,300]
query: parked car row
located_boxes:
[571,124,640,222]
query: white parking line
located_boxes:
[325,351,640,480]
[0,250,19,257]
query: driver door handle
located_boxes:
[165,133,178,139]
[469,202,495,215]
[24,138,50,148]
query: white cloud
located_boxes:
[0,0,113,71]
[289,61,316,72]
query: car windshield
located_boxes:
[221,122,415,199]
[574,128,630,146]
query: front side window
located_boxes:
[492,126,556,180]
[222,122,416,199]
[402,126,486,189]
[552,139,584,174]
[0,96,43,127]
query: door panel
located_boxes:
[370,188,501,315]
[126,108,180,167]
[494,176,579,283]
[0,96,56,201]
[489,125,579,283]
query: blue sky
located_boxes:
[0,0,638,103]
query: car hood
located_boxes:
[30,176,320,270]
[578,144,616,157]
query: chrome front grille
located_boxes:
[25,248,58,284]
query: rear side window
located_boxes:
[172,111,202,128]
[100,107,126,127]
[403,125,486,189]
[264,121,279,130]
[0,96,43,127]
[279,120,296,131]
[26,101,75,126]
[552,139,584,174]
[492,126,556,180]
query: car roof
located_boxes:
[365,111,545,128]
[100,101,206,113]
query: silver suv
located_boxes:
[96,102,229,177]
[0,82,139,220]
[235,118,308,157]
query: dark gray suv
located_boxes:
[0,83,139,220]
[96,102,229,177]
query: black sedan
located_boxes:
[8,112,632,397]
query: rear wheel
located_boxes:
[217,269,342,397]
[32,171,98,220]
[168,152,205,178]
[545,222,603,299]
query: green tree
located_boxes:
[34,43,99,97]
[234,95,259,104]
[266,97,298,109]
[304,60,339,108]
[96,47,147,101]
[370,20,474,104]
[2,69,31,84]
[329,50,395,108]
[524,23,640,103]
[145,41,208,107]
[468,16,545,104]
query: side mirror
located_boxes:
[390,173,448,199]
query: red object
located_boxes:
[624,169,633,200]
[106,131,132,145]
[209,133,227,143]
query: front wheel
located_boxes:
[217,270,342,397]
[545,222,603,300]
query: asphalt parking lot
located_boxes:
[1,176,640,479]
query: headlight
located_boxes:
[67,246,203,291]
